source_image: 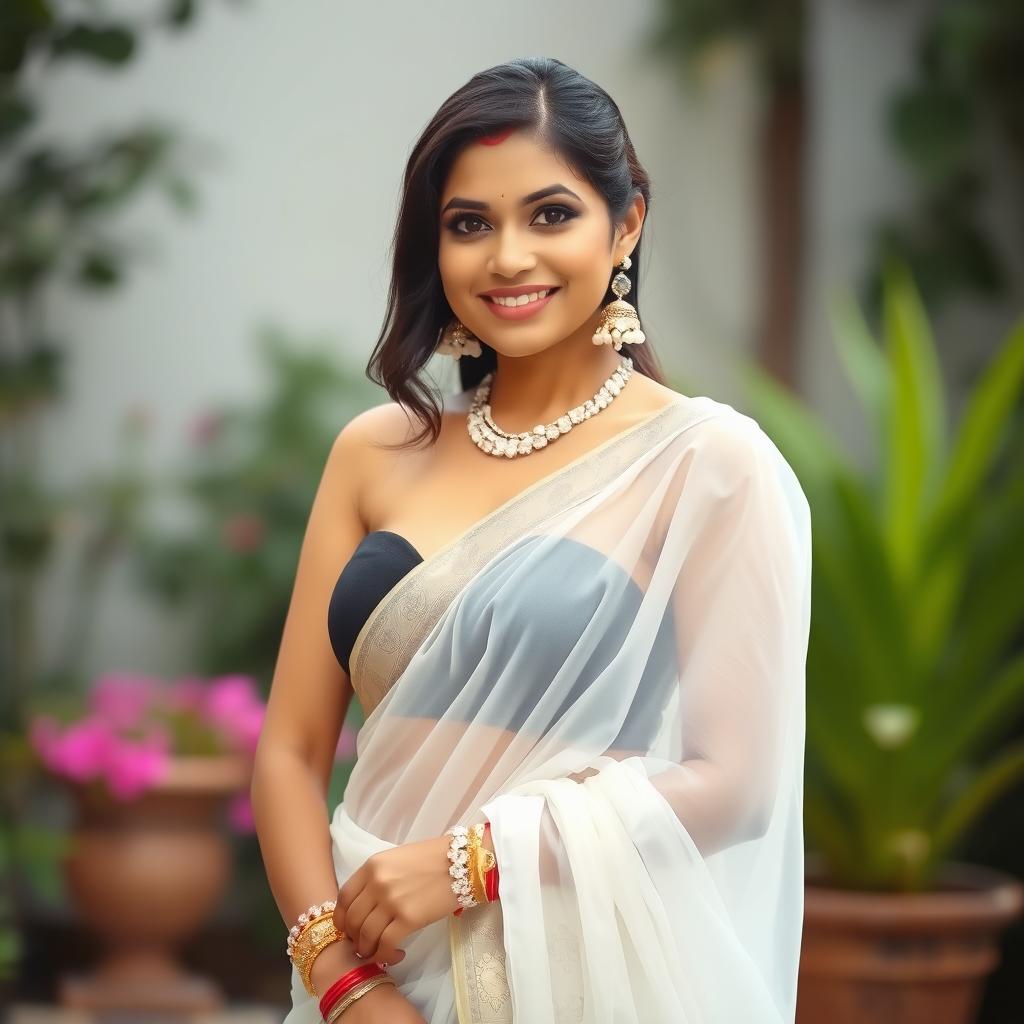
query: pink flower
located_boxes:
[221,514,265,553]
[89,673,161,729]
[30,671,268,799]
[203,675,265,755]
[165,675,206,714]
[29,714,171,800]
[34,716,115,782]
[105,731,171,799]
[227,791,255,833]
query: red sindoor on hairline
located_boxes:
[477,128,514,146]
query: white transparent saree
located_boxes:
[284,391,812,1024]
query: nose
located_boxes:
[486,224,537,278]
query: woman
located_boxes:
[253,57,812,1024]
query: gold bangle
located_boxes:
[467,824,488,905]
[476,844,496,904]
[325,975,396,1022]
[291,912,344,996]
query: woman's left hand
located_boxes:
[332,835,460,964]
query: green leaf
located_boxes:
[828,287,889,456]
[803,788,862,878]
[49,23,136,65]
[164,0,197,28]
[0,0,54,76]
[946,478,1024,688]
[907,319,1024,662]
[77,248,122,289]
[0,90,35,144]
[741,362,849,529]
[919,652,1024,790]
[928,742,1024,867]
[818,472,912,699]
[163,174,199,212]
[931,317,1024,538]
[882,261,947,584]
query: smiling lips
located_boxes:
[482,286,561,320]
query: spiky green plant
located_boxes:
[745,263,1024,890]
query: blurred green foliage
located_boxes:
[746,263,1024,890]
[134,327,377,681]
[0,0,240,988]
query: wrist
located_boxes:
[308,936,365,996]
[444,822,500,918]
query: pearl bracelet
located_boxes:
[445,824,483,910]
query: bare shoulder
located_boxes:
[329,399,427,521]
[332,400,419,458]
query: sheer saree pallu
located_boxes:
[284,393,812,1024]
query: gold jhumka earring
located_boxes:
[592,254,645,351]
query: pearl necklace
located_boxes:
[467,355,634,459]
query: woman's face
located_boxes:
[438,129,643,358]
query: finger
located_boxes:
[343,887,375,946]
[334,868,366,933]
[355,907,393,961]
[374,919,408,964]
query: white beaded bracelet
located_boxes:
[444,824,481,910]
[286,899,337,960]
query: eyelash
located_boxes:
[443,204,578,237]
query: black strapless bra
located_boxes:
[327,530,423,677]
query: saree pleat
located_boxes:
[284,391,811,1024]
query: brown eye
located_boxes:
[534,206,573,227]
[444,204,578,237]
[447,214,487,236]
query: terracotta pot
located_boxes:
[58,754,250,1012]
[798,855,1024,1024]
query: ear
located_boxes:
[613,192,646,258]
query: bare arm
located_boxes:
[250,408,423,1017]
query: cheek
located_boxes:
[438,242,471,286]
[438,244,478,313]
[552,231,613,298]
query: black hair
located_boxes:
[366,56,668,450]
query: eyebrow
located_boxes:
[441,183,583,215]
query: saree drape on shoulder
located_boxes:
[284,391,812,1024]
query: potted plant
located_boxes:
[745,263,1024,1024]
[28,672,265,1012]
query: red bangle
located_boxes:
[318,962,386,1018]
[483,822,500,903]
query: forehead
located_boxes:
[441,130,592,204]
